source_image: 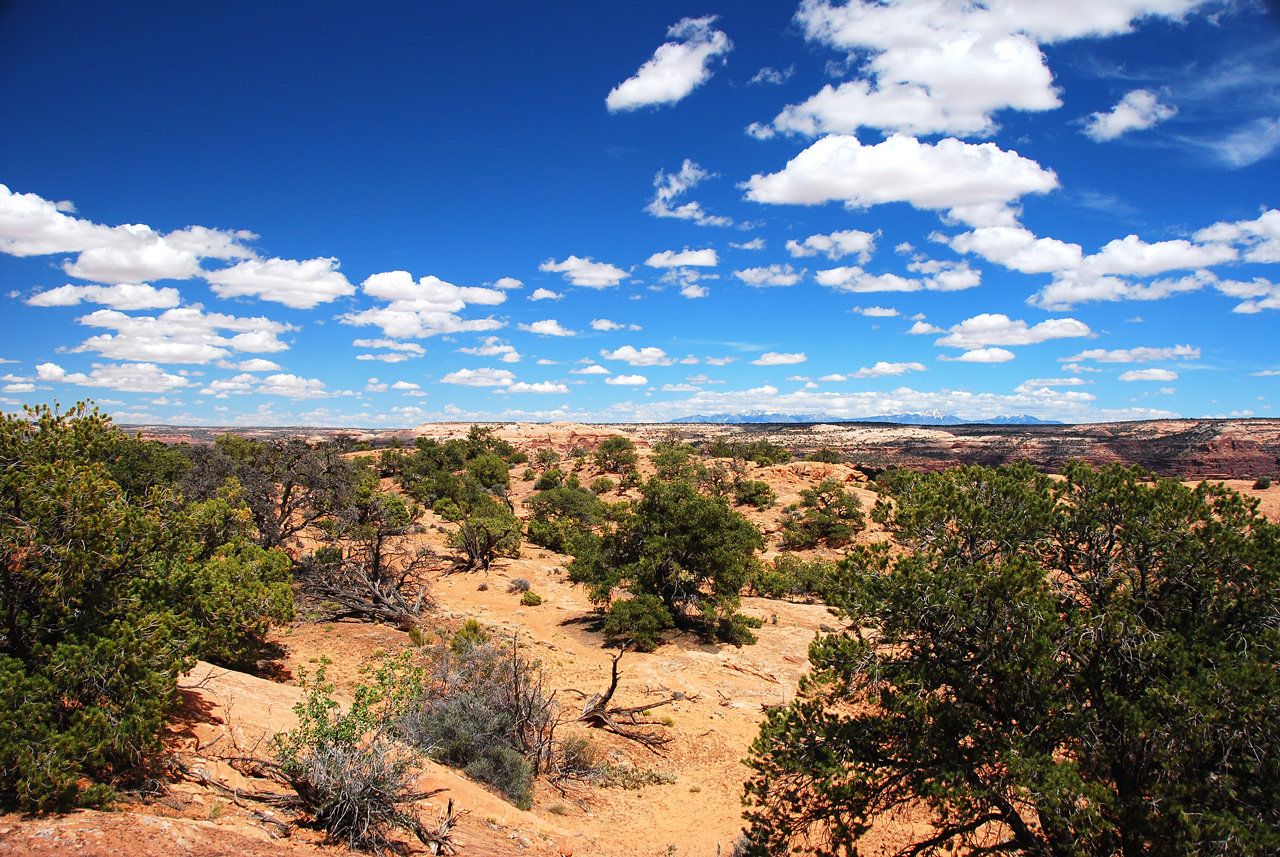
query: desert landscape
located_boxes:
[3,417,1278,857]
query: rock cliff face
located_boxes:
[656,419,1280,480]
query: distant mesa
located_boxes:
[671,410,1062,426]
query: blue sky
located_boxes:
[1,0,1278,426]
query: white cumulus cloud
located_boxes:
[934,313,1091,349]
[68,306,294,364]
[591,318,642,332]
[539,256,629,288]
[734,265,803,287]
[26,283,181,310]
[458,336,521,363]
[786,229,878,261]
[1062,345,1199,363]
[744,134,1058,228]
[646,160,732,227]
[519,319,577,337]
[645,248,719,267]
[758,0,1206,140]
[606,16,732,112]
[441,367,517,387]
[601,345,672,366]
[1083,89,1177,141]
[940,347,1017,363]
[37,360,191,392]
[503,381,570,394]
[853,361,926,378]
[203,257,355,309]
[605,374,649,385]
[751,352,807,365]
[1119,368,1179,381]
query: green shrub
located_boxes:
[717,612,764,646]
[1255,476,1272,490]
[520,591,543,606]
[780,478,866,549]
[0,404,295,812]
[594,436,639,472]
[570,477,764,648]
[465,745,534,810]
[603,594,675,652]
[748,555,837,600]
[805,447,842,464]
[556,734,600,776]
[590,477,615,494]
[745,462,1280,856]
[705,439,791,466]
[534,467,564,490]
[525,486,603,555]
[733,479,777,510]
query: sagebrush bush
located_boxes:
[397,626,557,810]
[507,577,532,593]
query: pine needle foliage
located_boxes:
[744,462,1280,857]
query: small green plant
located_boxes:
[520,591,543,606]
[547,802,570,815]
[207,801,226,820]
[269,658,428,852]
[590,476,615,494]
[688,784,702,793]
[407,627,426,647]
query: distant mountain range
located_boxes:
[670,410,1062,426]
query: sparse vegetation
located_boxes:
[1256,475,1273,489]
[732,478,776,510]
[704,438,791,466]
